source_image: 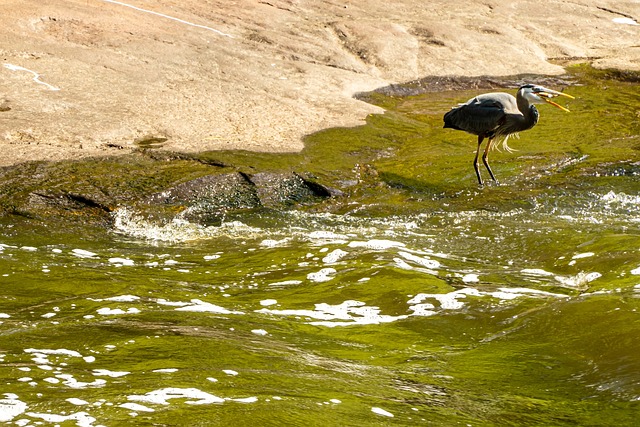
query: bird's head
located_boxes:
[519,84,575,112]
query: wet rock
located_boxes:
[144,172,260,224]
[143,171,334,225]
[17,190,113,224]
[147,172,261,209]
[250,172,333,208]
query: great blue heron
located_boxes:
[443,84,574,186]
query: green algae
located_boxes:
[0,65,638,426]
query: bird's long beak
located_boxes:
[536,87,575,112]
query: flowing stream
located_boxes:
[0,71,639,426]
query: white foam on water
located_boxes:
[371,406,394,417]
[96,307,141,315]
[462,273,480,283]
[521,268,555,276]
[572,252,594,260]
[25,348,83,358]
[152,369,178,373]
[174,299,244,314]
[631,267,640,275]
[348,239,406,250]
[251,329,268,336]
[108,257,135,266]
[26,411,97,426]
[156,299,191,307]
[66,398,90,406]
[268,280,303,287]
[119,402,156,412]
[112,207,262,242]
[93,369,130,378]
[555,272,602,289]
[71,249,99,259]
[128,388,225,405]
[91,295,140,303]
[307,268,337,282]
[260,238,290,247]
[409,289,479,310]
[393,258,414,271]
[409,286,571,314]
[56,374,107,389]
[260,299,277,306]
[600,191,640,204]
[0,313,11,318]
[397,251,441,269]
[258,300,408,327]
[204,254,221,260]
[306,230,350,244]
[0,395,27,422]
[490,288,569,301]
[322,249,348,264]
[223,370,239,376]
[408,303,437,317]
[228,397,258,403]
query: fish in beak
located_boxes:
[533,86,575,112]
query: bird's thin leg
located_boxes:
[474,135,484,186]
[482,138,497,183]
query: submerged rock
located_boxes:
[147,172,261,210]
[143,171,334,225]
[144,172,261,225]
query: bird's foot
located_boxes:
[477,180,500,188]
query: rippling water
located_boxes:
[1,183,639,425]
[1,70,639,425]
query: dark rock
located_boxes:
[143,172,261,225]
[142,171,335,225]
[250,172,332,208]
[147,172,261,209]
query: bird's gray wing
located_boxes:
[455,96,506,134]
[444,93,515,136]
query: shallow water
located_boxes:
[1,71,639,426]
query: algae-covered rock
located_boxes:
[143,171,334,225]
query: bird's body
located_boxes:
[443,84,573,185]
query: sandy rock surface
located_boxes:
[1,0,638,167]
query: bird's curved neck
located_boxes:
[516,94,539,131]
